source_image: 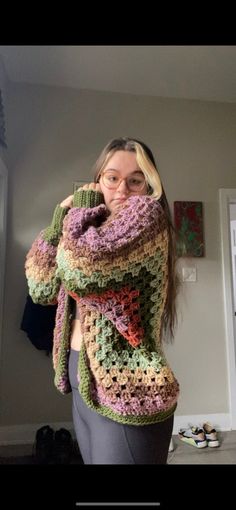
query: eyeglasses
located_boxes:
[99,170,147,192]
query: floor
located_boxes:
[168,430,236,464]
[0,440,83,464]
[0,430,236,464]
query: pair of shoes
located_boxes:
[178,422,220,449]
[202,422,220,448]
[178,426,207,448]
[34,425,54,464]
[34,425,73,464]
[54,428,74,464]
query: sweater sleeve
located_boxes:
[25,189,104,305]
[57,194,168,297]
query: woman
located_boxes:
[25,137,180,464]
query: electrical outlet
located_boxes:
[182,267,197,282]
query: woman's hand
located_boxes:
[60,183,102,208]
[60,195,74,208]
[76,182,102,193]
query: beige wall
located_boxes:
[1,82,236,428]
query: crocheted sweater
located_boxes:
[25,189,179,425]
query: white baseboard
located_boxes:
[0,414,232,446]
[172,413,231,434]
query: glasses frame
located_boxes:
[99,170,147,193]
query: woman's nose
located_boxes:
[117,178,129,193]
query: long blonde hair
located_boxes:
[93,137,179,342]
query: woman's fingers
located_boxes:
[60,183,103,208]
[82,182,102,192]
[95,182,102,193]
[60,195,74,208]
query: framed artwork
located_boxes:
[174,201,204,257]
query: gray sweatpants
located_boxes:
[69,349,174,464]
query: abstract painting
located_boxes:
[174,201,204,257]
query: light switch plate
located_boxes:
[182,267,197,282]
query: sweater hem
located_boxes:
[80,392,177,425]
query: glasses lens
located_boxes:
[102,172,120,189]
[126,176,146,191]
[102,172,146,191]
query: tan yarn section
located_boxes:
[61,229,169,276]
[82,310,100,371]
[149,273,169,344]
[80,308,175,392]
[26,257,56,283]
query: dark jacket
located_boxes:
[21,294,57,354]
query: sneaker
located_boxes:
[54,428,73,464]
[203,422,220,448]
[178,426,207,448]
[168,438,174,452]
[34,425,54,464]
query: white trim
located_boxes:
[230,220,236,308]
[0,414,231,446]
[219,189,236,429]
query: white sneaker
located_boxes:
[203,422,220,448]
[178,426,207,448]
[168,438,174,452]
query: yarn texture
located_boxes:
[25,189,179,425]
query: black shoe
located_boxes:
[54,428,73,464]
[34,425,54,464]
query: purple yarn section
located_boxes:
[63,204,108,239]
[56,373,71,394]
[25,233,58,280]
[96,383,179,416]
[38,236,57,256]
[62,195,165,261]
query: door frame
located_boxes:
[219,188,236,429]
[0,156,8,356]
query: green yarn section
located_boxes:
[42,190,104,245]
[27,276,60,305]
[54,292,71,393]
[43,205,69,245]
[56,246,164,295]
[78,343,177,425]
[56,249,167,353]
[73,189,104,208]
[42,190,104,246]
[94,314,165,372]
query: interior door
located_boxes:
[230,219,236,314]
[0,156,8,350]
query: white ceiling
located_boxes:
[0,45,236,103]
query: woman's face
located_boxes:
[99,150,148,213]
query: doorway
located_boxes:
[219,189,236,429]
[0,156,8,353]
